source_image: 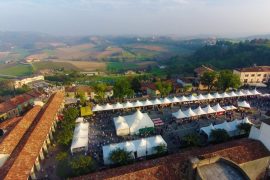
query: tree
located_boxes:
[217,70,241,91]
[237,123,252,135]
[76,90,86,105]
[155,81,172,97]
[210,129,230,143]
[182,133,200,147]
[69,155,95,176]
[109,148,133,165]
[200,71,217,90]
[93,83,108,102]
[113,79,134,99]
[56,152,68,161]
[154,143,167,155]
[131,77,141,93]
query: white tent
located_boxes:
[203,93,214,100]
[243,90,253,96]
[113,116,130,136]
[143,99,153,106]
[202,105,216,114]
[236,90,246,96]
[237,101,251,108]
[71,122,89,153]
[103,103,114,110]
[123,101,134,108]
[133,139,147,157]
[170,96,180,103]
[179,96,189,102]
[152,98,162,105]
[146,135,167,155]
[172,109,188,119]
[220,92,230,98]
[200,124,215,137]
[114,110,154,136]
[250,89,261,95]
[75,117,84,123]
[212,103,225,112]
[196,94,206,101]
[222,105,237,111]
[92,104,103,112]
[228,91,238,97]
[133,100,144,107]
[183,107,197,117]
[214,121,232,133]
[187,95,198,101]
[212,92,222,99]
[241,117,252,124]
[114,102,124,109]
[194,106,206,116]
[102,135,167,164]
[161,97,172,104]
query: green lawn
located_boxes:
[107,62,138,72]
[0,64,33,77]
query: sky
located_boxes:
[0,0,270,37]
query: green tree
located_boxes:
[210,129,230,143]
[109,148,133,165]
[113,79,134,99]
[200,71,217,90]
[76,90,86,105]
[131,77,141,93]
[182,133,200,147]
[155,81,172,97]
[237,123,252,135]
[154,143,167,155]
[56,152,68,161]
[94,83,108,102]
[217,70,241,91]
[69,155,95,176]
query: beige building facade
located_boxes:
[233,66,270,85]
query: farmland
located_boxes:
[0,64,33,77]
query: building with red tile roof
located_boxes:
[3,91,64,180]
[194,65,214,77]
[74,138,270,180]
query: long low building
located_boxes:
[0,106,41,169]
[1,91,65,180]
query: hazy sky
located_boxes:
[1,0,270,37]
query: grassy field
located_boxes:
[0,64,33,77]
[33,61,80,71]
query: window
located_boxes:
[263,78,266,82]
[244,79,248,83]
[245,74,249,77]
[264,74,267,77]
[257,74,261,77]
[251,74,255,77]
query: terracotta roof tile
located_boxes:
[74,139,270,180]
[4,91,64,180]
[0,106,41,155]
[235,66,270,73]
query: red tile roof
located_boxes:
[235,66,270,73]
[0,106,41,155]
[74,139,269,180]
[0,117,21,130]
[4,91,64,180]
[194,65,214,76]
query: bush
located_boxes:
[182,133,200,147]
[109,148,133,165]
[210,129,230,143]
[237,123,252,135]
[69,155,95,176]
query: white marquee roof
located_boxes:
[194,106,207,116]
[202,105,216,114]
[172,109,188,119]
[184,107,197,117]
[237,101,251,108]
[212,103,225,112]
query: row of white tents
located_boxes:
[172,103,237,119]
[70,122,89,154]
[200,117,252,138]
[103,135,167,164]
[92,89,260,112]
[113,110,154,136]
